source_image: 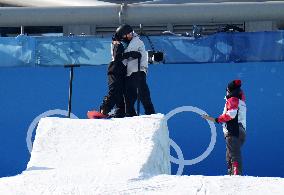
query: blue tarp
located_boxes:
[0,31,283,67]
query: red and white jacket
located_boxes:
[216,92,246,136]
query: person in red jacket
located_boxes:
[202,80,246,175]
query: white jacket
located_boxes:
[122,33,148,76]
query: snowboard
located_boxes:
[87,110,109,119]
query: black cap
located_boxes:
[227,80,242,92]
[115,24,133,40]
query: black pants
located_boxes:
[125,71,155,117]
[225,125,246,175]
[100,73,125,118]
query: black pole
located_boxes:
[68,66,74,118]
[65,65,80,118]
[137,57,141,116]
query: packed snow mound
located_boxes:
[28,114,171,178]
[0,115,284,195]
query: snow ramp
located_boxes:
[0,114,171,194]
[27,114,170,179]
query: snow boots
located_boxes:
[228,161,241,176]
[227,162,232,175]
[232,161,239,175]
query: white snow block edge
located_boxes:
[27,114,171,179]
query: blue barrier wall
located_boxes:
[1,61,284,177]
[0,31,284,67]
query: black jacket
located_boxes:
[108,43,126,77]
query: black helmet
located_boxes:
[115,24,133,40]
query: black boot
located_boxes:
[227,162,232,175]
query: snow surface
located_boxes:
[0,114,284,194]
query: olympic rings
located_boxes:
[26,109,78,153]
[165,106,217,175]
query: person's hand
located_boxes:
[202,114,215,122]
[112,40,120,45]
